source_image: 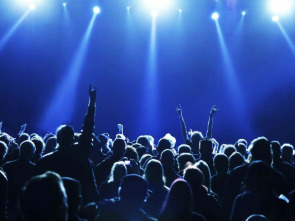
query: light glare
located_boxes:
[269,0,293,15]
[63,2,67,7]
[93,6,101,14]
[272,15,280,22]
[211,12,219,20]
[29,4,36,10]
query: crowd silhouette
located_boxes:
[0,85,294,221]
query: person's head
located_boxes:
[245,161,273,195]
[281,144,294,163]
[249,137,272,165]
[246,214,269,221]
[18,133,30,145]
[161,179,193,217]
[236,143,247,156]
[191,131,203,144]
[45,137,57,154]
[0,141,8,162]
[20,141,36,161]
[62,177,82,216]
[144,159,165,186]
[19,171,68,221]
[56,125,75,148]
[236,139,248,147]
[137,135,154,150]
[271,141,281,160]
[139,154,152,168]
[133,144,146,159]
[223,145,236,158]
[160,149,174,168]
[157,138,172,155]
[176,153,195,172]
[214,153,229,174]
[112,138,126,156]
[184,167,204,187]
[119,174,149,207]
[199,138,213,156]
[195,160,211,191]
[178,144,191,155]
[32,138,45,157]
[98,134,109,147]
[229,152,244,170]
[124,146,139,162]
[108,161,127,183]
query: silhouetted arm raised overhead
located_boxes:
[176,104,189,142]
[79,85,97,156]
[206,105,218,139]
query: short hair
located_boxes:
[124,146,139,161]
[178,144,191,155]
[271,141,281,159]
[236,139,247,147]
[112,139,126,156]
[157,138,172,154]
[139,154,152,168]
[199,138,213,155]
[32,138,45,155]
[229,152,244,170]
[177,153,195,171]
[223,145,236,158]
[19,171,68,221]
[191,131,203,143]
[0,141,8,160]
[56,125,74,146]
[214,153,229,173]
[144,159,165,186]
[160,149,174,167]
[18,133,30,145]
[281,144,294,161]
[236,143,246,156]
[249,137,272,164]
[108,161,127,183]
[184,167,204,186]
[137,135,154,148]
[20,140,36,160]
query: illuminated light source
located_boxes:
[178,9,182,13]
[29,4,36,10]
[63,2,67,7]
[269,0,293,15]
[242,11,246,16]
[151,10,157,17]
[211,12,219,20]
[93,6,101,14]
[272,15,280,22]
[144,0,171,12]
[127,6,130,10]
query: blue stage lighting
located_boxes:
[63,2,67,7]
[93,6,101,14]
[242,11,246,16]
[272,15,280,22]
[29,4,36,10]
[269,0,293,15]
[211,12,219,20]
[178,9,182,13]
[144,0,171,12]
[127,6,130,10]
[151,10,158,17]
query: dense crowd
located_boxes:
[0,85,295,221]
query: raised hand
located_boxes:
[89,84,97,104]
[117,124,123,134]
[210,105,219,116]
[176,104,182,115]
[18,124,27,136]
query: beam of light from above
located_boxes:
[0,9,31,53]
[269,0,293,16]
[39,14,97,132]
[214,20,254,137]
[276,22,295,56]
[211,12,219,20]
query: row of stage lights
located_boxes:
[26,1,290,22]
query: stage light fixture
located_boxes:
[151,10,158,17]
[272,15,280,22]
[29,4,36,10]
[269,0,293,15]
[63,2,67,7]
[144,0,171,12]
[93,6,101,14]
[242,11,246,16]
[211,12,219,20]
[127,6,130,10]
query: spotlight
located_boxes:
[211,12,219,20]
[272,15,280,22]
[178,9,182,13]
[127,6,130,10]
[63,2,67,7]
[144,0,171,12]
[29,4,36,10]
[242,11,246,16]
[269,0,293,15]
[93,6,101,14]
[151,10,157,17]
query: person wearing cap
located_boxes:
[96,174,156,221]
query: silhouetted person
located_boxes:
[178,144,192,155]
[160,149,179,187]
[229,152,244,171]
[31,138,45,163]
[157,138,172,156]
[62,177,86,221]
[281,144,295,166]
[0,141,8,166]
[223,145,236,158]
[230,161,291,221]
[246,214,269,221]
[177,153,195,176]
[98,161,127,202]
[198,138,214,174]
[159,179,205,221]
[44,136,57,155]
[0,170,7,221]
[3,140,36,219]
[143,159,169,217]
[96,174,156,221]
[196,160,212,192]
[212,153,229,200]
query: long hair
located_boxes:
[108,162,127,183]
[144,159,166,186]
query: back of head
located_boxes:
[160,149,174,167]
[137,135,153,149]
[139,154,152,168]
[281,144,293,162]
[157,138,172,155]
[144,159,165,186]
[195,160,211,190]
[0,141,8,161]
[246,214,269,221]
[271,141,281,160]
[32,138,45,156]
[177,153,195,171]
[214,153,229,173]
[236,139,248,147]
[229,152,244,170]
[223,145,236,158]
[62,177,81,215]
[245,161,272,195]
[124,146,139,161]
[178,144,191,155]
[18,133,30,145]
[112,138,126,156]
[119,174,149,206]
[236,143,247,156]
[19,171,68,221]
[20,140,36,161]
[56,125,74,148]
[191,131,203,144]
[199,138,213,156]
[109,161,127,183]
[249,137,272,165]
[184,167,204,187]
[45,137,57,154]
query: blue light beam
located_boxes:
[0,10,30,52]
[277,22,295,56]
[39,14,97,132]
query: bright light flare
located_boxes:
[29,4,36,10]
[63,2,67,7]
[93,6,101,14]
[242,11,246,16]
[272,15,280,22]
[211,12,219,20]
[127,6,130,10]
[151,10,158,17]
[144,0,171,12]
[178,9,182,13]
[269,0,293,15]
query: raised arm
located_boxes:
[79,85,97,155]
[176,104,189,142]
[206,105,218,139]
[117,124,123,135]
